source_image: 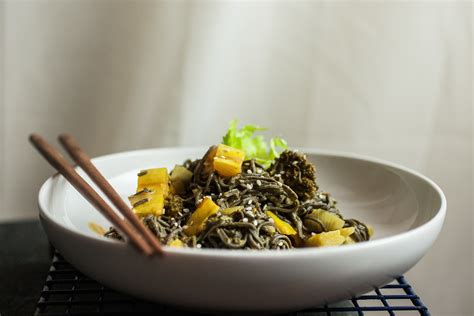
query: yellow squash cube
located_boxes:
[339,227,355,237]
[305,230,346,247]
[184,197,220,236]
[170,165,193,194]
[304,209,345,232]
[168,239,184,247]
[213,144,245,177]
[367,225,374,238]
[128,188,165,216]
[266,210,297,236]
[344,236,356,244]
[137,168,169,194]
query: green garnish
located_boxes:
[222,119,288,167]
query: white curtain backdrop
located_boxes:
[1,1,472,315]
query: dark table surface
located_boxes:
[0,220,52,316]
[0,221,430,316]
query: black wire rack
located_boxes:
[35,251,429,316]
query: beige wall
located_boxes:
[1,1,472,315]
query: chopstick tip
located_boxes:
[58,133,72,143]
[29,133,42,145]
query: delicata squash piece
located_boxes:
[344,236,356,245]
[213,144,245,177]
[170,165,193,194]
[339,226,355,237]
[137,168,169,195]
[303,209,345,233]
[128,188,165,216]
[168,239,184,247]
[184,197,220,236]
[305,230,346,247]
[367,225,374,238]
[339,227,356,245]
[266,210,297,236]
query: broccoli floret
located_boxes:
[164,194,184,216]
[268,150,318,201]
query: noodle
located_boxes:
[105,151,372,249]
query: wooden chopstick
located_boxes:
[58,133,164,256]
[29,134,154,256]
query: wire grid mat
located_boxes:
[35,252,429,316]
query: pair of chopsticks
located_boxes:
[30,133,164,257]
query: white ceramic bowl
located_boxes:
[38,147,446,312]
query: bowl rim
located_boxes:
[38,146,447,258]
